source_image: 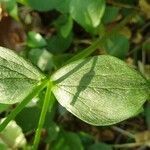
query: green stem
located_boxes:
[66,13,136,64]
[32,81,53,150]
[66,38,102,64]
[0,79,48,132]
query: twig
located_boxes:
[112,126,135,139]
[113,142,147,149]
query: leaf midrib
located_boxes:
[0,55,41,79]
[54,86,129,125]
[0,64,40,82]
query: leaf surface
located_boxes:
[26,0,70,12]
[27,31,47,48]
[69,0,105,31]
[103,33,129,59]
[52,131,83,150]
[0,47,45,104]
[51,55,149,125]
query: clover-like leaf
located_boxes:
[0,47,45,104]
[51,55,149,125]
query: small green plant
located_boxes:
[0,46,149,149]
[0,0,150,149]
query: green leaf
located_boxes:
[15,96,55,133]
[54,14,73,38]
[46,122,60,142]
[78,132,94,147]
[17,0,28,5]
[27,31,47,48]
[55,0,70,13]
[52,131,83,150]
[51,55,149,126]
[28,48,55,72]
[8,3,19,21]
[60,16,73,38]
[0,47,45,104]
[25,0,55,11]
[102,6,120,24]
[15,106,41,132]
[1,0,19,20]
[69,0,105,31]
[103,33,129,59]
[25,0,70,12]
[88,143,112,150]
[47,33,73,54]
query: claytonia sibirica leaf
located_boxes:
[51,55,149,126]
[0,47,45,104]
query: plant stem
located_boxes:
[66,37,102,64]
[32,80,53,150]
[113,142,145,148]
[66,12,136,64]
[112,126,135,139]
[0,79,48,132]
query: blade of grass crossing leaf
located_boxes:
[66,12,136,64]
[51,55,150,126]
[0,47,46,104]
[0,79,48,132]
[66,38,102,64]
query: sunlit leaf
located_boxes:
[27,31,47,48]
[51,55,149,125]
[69,0,105,31]
[0,47,45,104]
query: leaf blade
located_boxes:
[69,0,105,31]
[0,47,45,104]
[51,55,149,125]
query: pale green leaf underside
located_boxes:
[51,55,149,126]
[0,47,45,104]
